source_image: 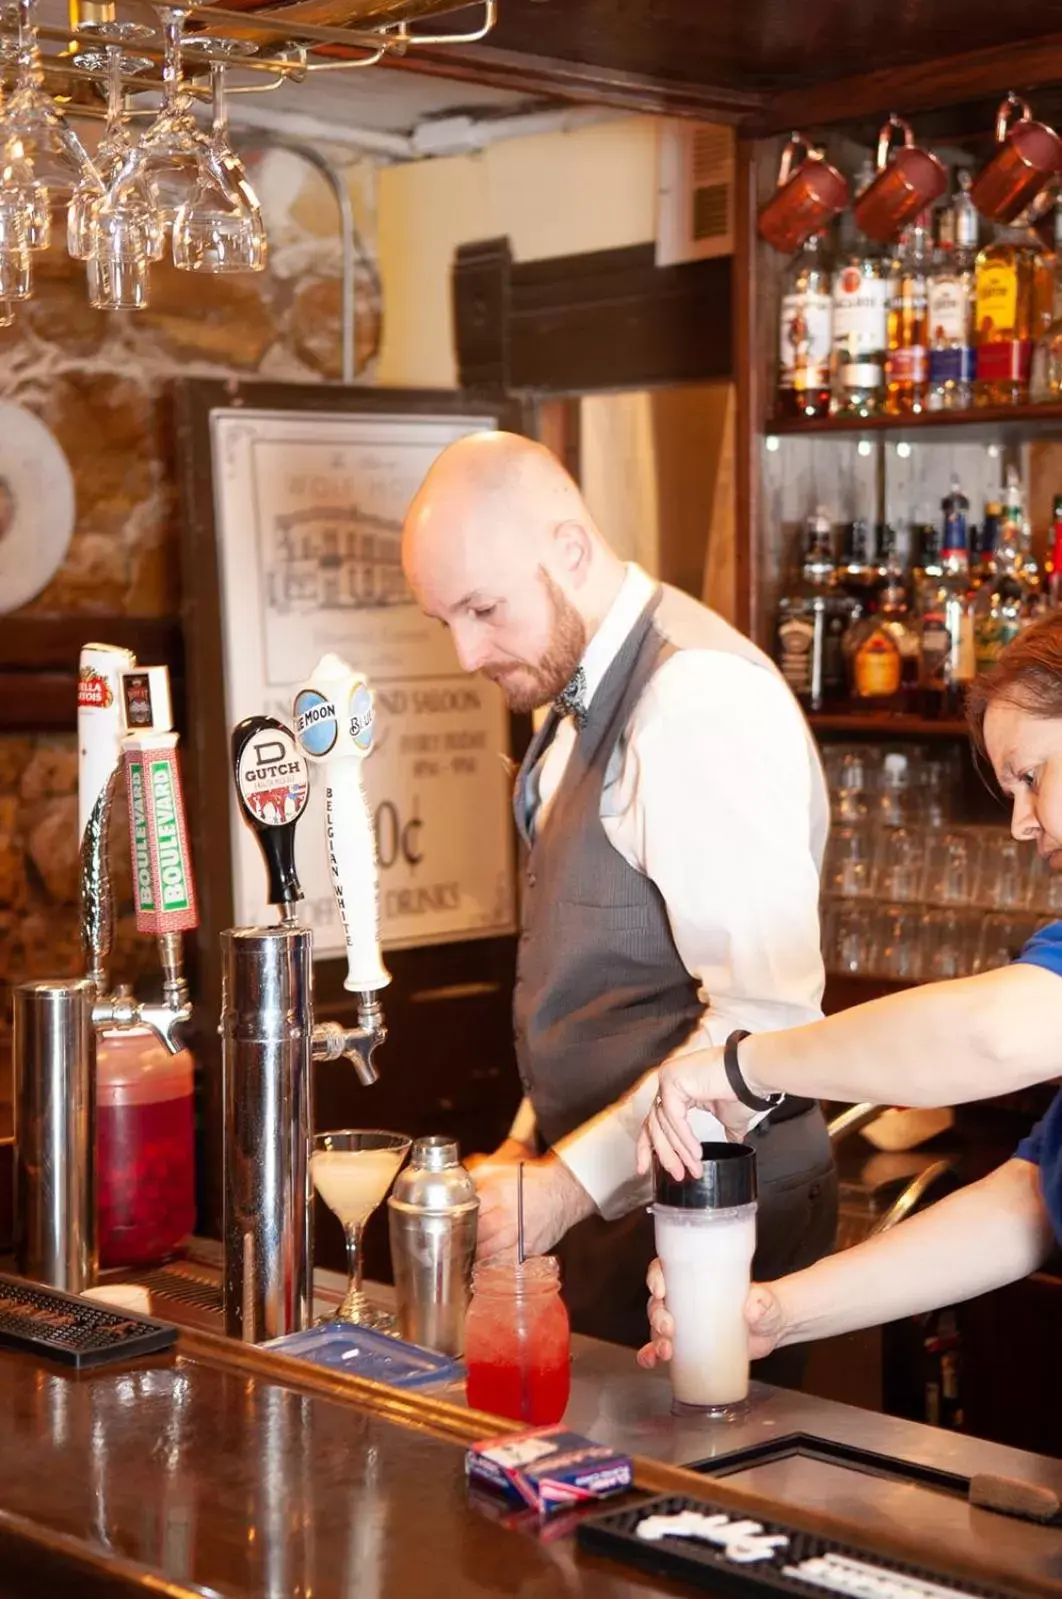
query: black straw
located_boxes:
[517,1161,525,1266]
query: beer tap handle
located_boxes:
[230,716,310,924]
[78,643,137,996]
[294,655,390,997]
[118,668,198,1046]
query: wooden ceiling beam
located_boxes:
[758,32,1062,135]
[377,42,766,122]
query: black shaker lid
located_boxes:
[653,1142,757,1210]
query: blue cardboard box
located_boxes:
[466,1425,633,1513]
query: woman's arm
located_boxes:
[638,962,1062,1180]
[740,963,1062,1109]
[767,1158,1052,1347]
[641,1159,1054,1367]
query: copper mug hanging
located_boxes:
[853,115,948,242]
[757,133,849,253]
[970,94,1062,223]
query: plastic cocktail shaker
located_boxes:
[652,1141,757,1414]
[387,1136,478,1356]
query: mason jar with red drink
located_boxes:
[464,1255,571,1425]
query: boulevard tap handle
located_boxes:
[119,665,198,1024]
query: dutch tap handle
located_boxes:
[294,655,390,993]
[78,642,137,993]
[231,716,309,922]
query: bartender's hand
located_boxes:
[464,1137,533,1175]
[472,1151,596,1261]
[635,1257,785,1368]
[635,1049,758,1180]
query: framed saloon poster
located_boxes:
[177,378,525,953]
[175,380,530,1229]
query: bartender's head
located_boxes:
[969,613,1062,869]
[401,431,624,712]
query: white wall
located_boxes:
[376,117,660,388]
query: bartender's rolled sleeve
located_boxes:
[555,1071,662,1219]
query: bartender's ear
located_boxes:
[552,519,591,586]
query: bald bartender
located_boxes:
[400,432,837,1372]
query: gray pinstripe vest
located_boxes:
[511,581,830,1343]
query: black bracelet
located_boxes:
[724,1030,784,1113]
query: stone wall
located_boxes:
[0,145,383,1065]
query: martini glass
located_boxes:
[4,0,99,202]
[0,31,45,261]
[67,31,158,262]
[311,1129,411,1329]
[120,2,208,227]
[172,35,265,272]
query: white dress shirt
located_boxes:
[513,563,828,1222]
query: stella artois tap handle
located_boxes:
[78,643,137,996]
[230,716,310,925]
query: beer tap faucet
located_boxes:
[80,647,197,1047]
[222,662,389,1343]
[231,706,387,1085]
[13,645,197,1294]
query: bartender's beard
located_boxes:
[483,569,587,714]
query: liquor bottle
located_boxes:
[1046,495,1062,609]
[1031,200,1062,401]
[927,174,977,412]
[918,477,975,714]
[775,508,857,711]
[1001,462,1036,599]
[831,163,889,417]
[837,518,879,611]
[776,232,832,420]
[843,527,920,707]
[885,212,930,415]
[911,515,942,596]
[972,503,1024,671]
[975,211,1045,406]
[971,502,1001,588]
[999,465,1045,623]
[874,521,899,584]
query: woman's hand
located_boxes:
[635,1257,788,1369]
[635,1050,759,1180]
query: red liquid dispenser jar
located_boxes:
[97,1025,195,1269]
[464,1255,571,1425]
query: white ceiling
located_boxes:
[235,61,544,136]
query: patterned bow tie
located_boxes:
[553,665,588,730]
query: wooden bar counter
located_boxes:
[0,1325,678,1599]
[0,1262,1060,1599]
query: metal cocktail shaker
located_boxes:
[387,1136,478,1356]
